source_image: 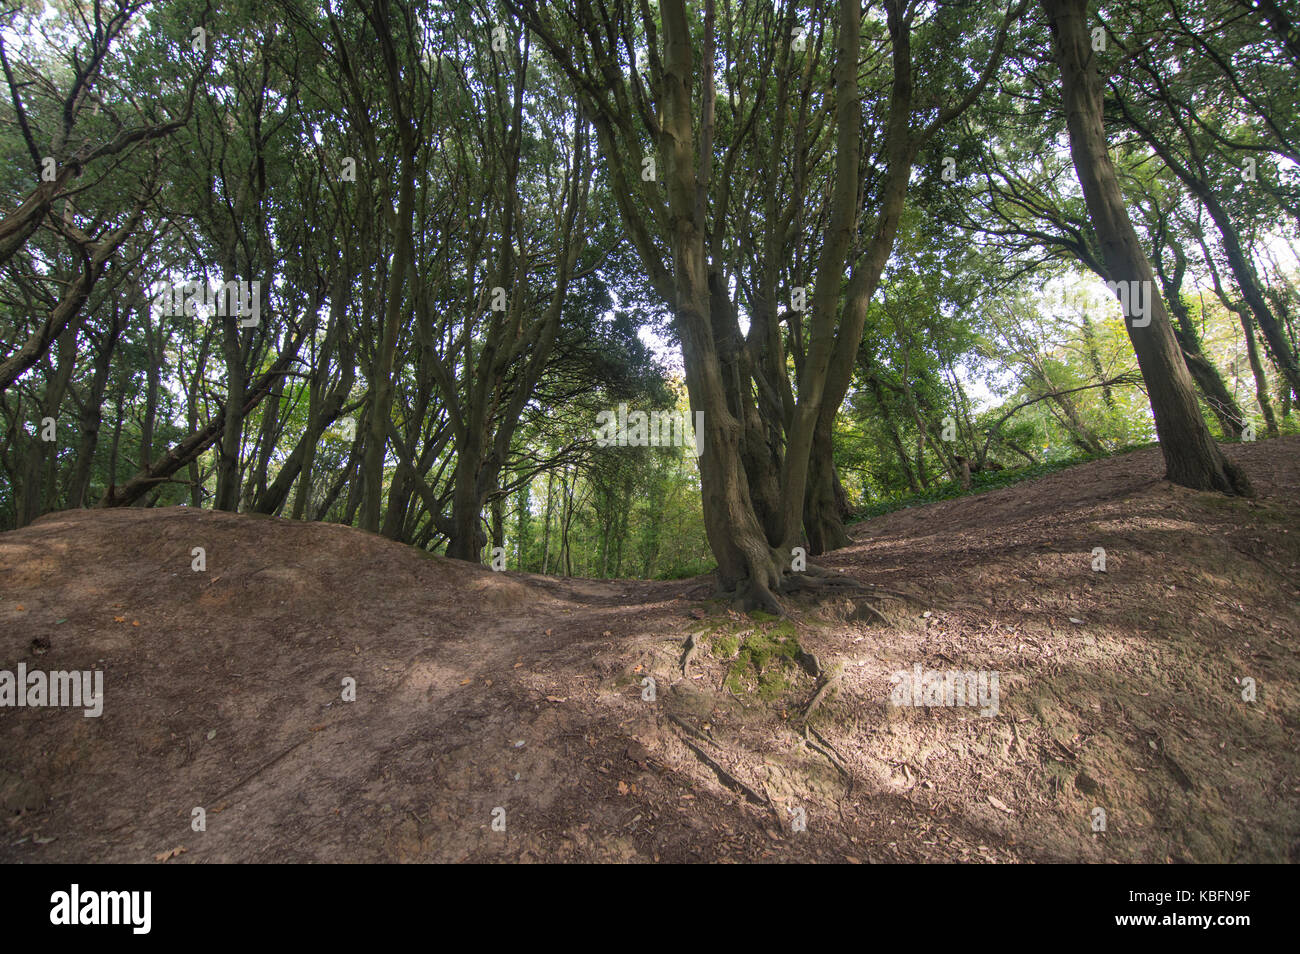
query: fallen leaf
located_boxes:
[617,780,629,795]
[459,678,472,686]
[113,616,125,623]
[132,620,140,627]
[154,845,187,862]
[15,605,24,612]
[987,795,1013,814]
[545,695,566,703]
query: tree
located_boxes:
[1041,0,1250,494]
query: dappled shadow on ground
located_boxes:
[1,438,1296,862]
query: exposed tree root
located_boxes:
[717,560,915,627]
[793,647,823,680]
[802,725,853,792]
[802,664,844,721]
[849,601,892,626]
[666,713,714,746]
[679,632,702,676]
[728,574,785,615]
[782,569,863,594]
[667,715,771,811]
[212,732,318,804]
[784,565,914,627]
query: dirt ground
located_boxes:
[1,437,1297,863]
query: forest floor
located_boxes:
[1,437,1297,863]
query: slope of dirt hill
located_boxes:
[1,437,1297,863]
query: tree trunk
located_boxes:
[802,0,918,552]
[659,0,786,609]
[359,2,419,533]
[870,374,922,493]
[67,307,122,508]
[1154,244,1245,437]
[804,420,852,554]
[1043,382,1105,455]
[1043,0,1251,495]
[17,327,76,526]
[445,441,488,561]
[213,313,247,512]
[540,468,555,575]
[1238,305,1279,438]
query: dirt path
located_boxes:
[2,438,1297,862]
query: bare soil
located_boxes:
[2,438,1297,863]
